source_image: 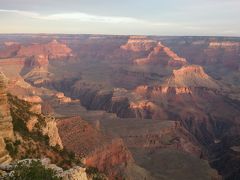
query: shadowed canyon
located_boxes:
[0,34,240,180]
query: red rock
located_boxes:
[0,44,20,58]
[17,40,72,60]
[134,42,187,67]
[121,36,157,52]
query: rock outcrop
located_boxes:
[0,138,12,165]
[42,116,63,149]
[85,138,134,178]
[209,41,240,49]
[165,65,220,89]
[21,95,42,114]
[0,72,14,140]
[0,72,14,165]
[0,158,89,180]
[134,42,187,67]
[21,54,52,86]
[55,92,72,103]
[121,36,157,52]
[24,54,49,68]
[57,116,135,178]
[61,166,88,180]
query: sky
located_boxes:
[0,0,239,36]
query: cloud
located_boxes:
[42,13,141,23]
[0,9,40,19]
[0,9,176,27]
[0,9,144,24]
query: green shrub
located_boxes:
[86,167,106,180]
[5,160,61,180]
[4,139,21,158]
[7,94,50,145]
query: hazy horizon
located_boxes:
[0,0,240,36]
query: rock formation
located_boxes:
[0,44,20,59]
[21,54,52,86]
[209,41,240,49]
[42,116,63,149]
[0,138,12,165]
[17,40,72,59]
[0,158,89,180]
[85,138,134,178]
[57,116,138,178]
[134,42,187,67]
[165,65,220,89]
[22,95,42,114]
[0,72,14,140]
[24,54,49,68]
[0,72,14,165]
[121,36,157,52]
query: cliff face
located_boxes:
[57,116,135,179]
[7,94,63,150]
[0,72,14,140]
[24,54,49,68]
[85,139,134,179]
[134,42,187,67]
[208,41,240,49]
[20,54,52,86]
[70,85,135,118]
[0,138,12,165]
[0,72,14,164]
[57,116,106,156]
[121,36,157,52]
[42,117,63,149]
[166,65,220,89]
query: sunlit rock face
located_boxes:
[208,41,240,49]
[85,138,134,178]
[121,36,158,52]
[0,72,14,140]
[166,65,220,89]
[0,137,12,165]
[21,95,42,114]
[134,42,187,67]
[57,116,135,179]
[42,116,63,149]
[0,72,14,165]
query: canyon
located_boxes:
[0,34,239,179]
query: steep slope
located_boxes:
[133,66,240,179]
[57,116,151,179]
[165,65,220,89]
[20,54,52,86]
[134,42,187,67]
[0,72,14,140]
[0,72,14,165]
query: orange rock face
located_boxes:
[166,65,220,89]
[57,116,106,156]
[57,116,134,179]
[85,139,134,179]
